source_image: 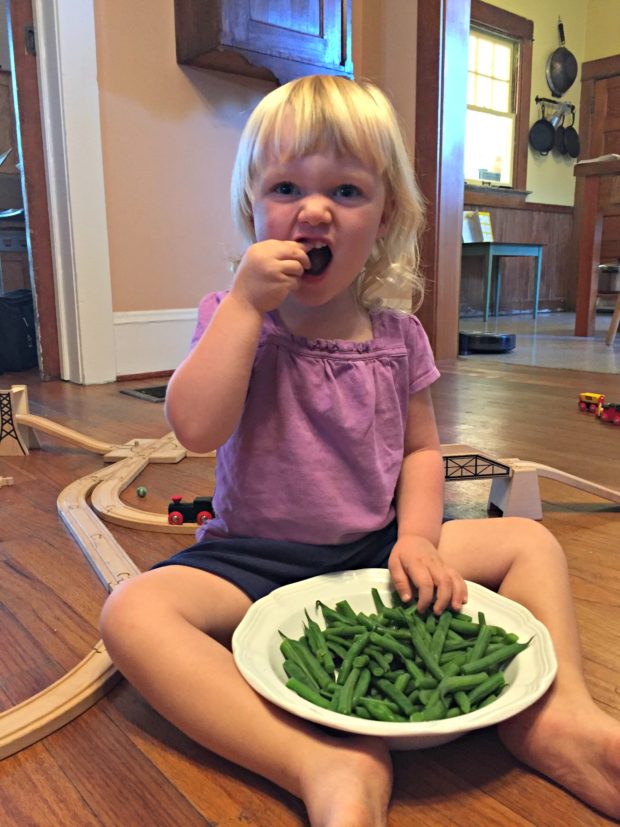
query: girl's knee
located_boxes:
[99,575,153,647]
[502,517,566,565]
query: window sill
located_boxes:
[464,185,531,208]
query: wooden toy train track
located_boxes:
[0,385,618,760]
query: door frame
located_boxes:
[414,0,469,361]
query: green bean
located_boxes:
[376,678,416,716]
[406,620,444,681]
[369,631,415,660]
[467,672,506,706]
[352,668,372,706]
[394,672,411,694]
[304,610,336,673]
[371,587,387,613]
[358,697,405,723]
[282,658,320,690]
[286,678,332,709]
[316,601,356,626]
[410,700,447,721]
[438,672,489,700]
[325,639,349,661]
[337,632,370,686]
[324,624,369,637]
[461,639,530,675]
[282,637,336,690]
[336,667,360,715]
[430,611,452,658]
[335,600,358,623]
[466,623,493,664]
[454,690,471,714]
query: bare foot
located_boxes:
[498,689,620,819]
[299,734,393,827]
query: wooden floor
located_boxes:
[0,362,618,826]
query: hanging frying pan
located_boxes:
[529,104,555,155]
[563,109,580,158]
[546,18,578,98]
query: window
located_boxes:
[464,2,533,195]
[465,29,516,187]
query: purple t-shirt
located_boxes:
[189,291,440,546]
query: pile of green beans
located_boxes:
[280,588,530,723]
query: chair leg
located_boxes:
[606,294,620,346]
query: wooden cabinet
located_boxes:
[174,0,352,84]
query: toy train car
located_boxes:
[598,402,620,426]
[578,392,605,413]
[168,495,215,525]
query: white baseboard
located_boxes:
[113,308,197,377]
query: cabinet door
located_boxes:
[222,0,351,77]
[175,0,352,83]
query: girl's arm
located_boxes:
[389,386,468,613]
[165,239,309,453]
[164,291,263,453]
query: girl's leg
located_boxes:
[437,517,620,819]
[100,566,392,827]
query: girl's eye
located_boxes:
[335,183,361,198]
[272,181,298,195]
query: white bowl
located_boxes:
[232,569,557,749]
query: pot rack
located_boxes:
[535,95,574,113]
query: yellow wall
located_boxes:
[585,0,620,61]
[492,0,619,205]
[491,0,587,206]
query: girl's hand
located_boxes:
[388,535,468,615]
[231,240,310,313]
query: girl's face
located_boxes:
[251,138,389,309]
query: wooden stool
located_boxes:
[605,292,620,345]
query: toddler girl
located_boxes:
[101,75,620,826]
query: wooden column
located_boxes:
[414,0,469,360]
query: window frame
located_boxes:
[468,0,533,196]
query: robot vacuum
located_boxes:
[459,332,516,355]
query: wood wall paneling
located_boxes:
[460,204,574,316]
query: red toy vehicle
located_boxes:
[598,402,620,426]
[578,392,605,413]
[168,495,215,525]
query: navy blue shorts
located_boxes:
[151,521,397,601]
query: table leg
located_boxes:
[483,251,493,321]
[494,258,502,317]
[533,250,542,318]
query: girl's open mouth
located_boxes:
[304,245,332,276]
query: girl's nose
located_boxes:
[298,194,332,225]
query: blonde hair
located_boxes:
[230,75,426,311]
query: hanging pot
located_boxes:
[546,19,578,98]
[529,104,555,155]
[563,110,580,158]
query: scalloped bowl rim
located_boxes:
[232,569,557,749]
